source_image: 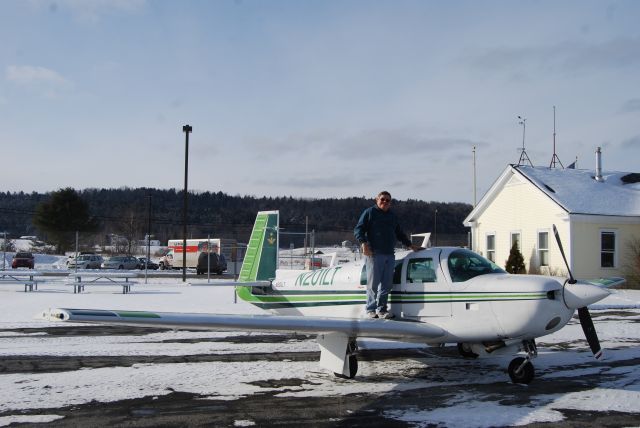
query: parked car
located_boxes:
[196,252,227,275]
[12,252,34,269]
[138,257,159,270]
[158,250,174,270]
[66,252,97,267]
[101,256,140,270]
[68,254,103,269]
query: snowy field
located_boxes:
[0,262,639,426]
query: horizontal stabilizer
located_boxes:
[42,308,445,342]
[188,280,272,287]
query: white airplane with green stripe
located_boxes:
[44,211,622,384]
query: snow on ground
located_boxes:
[0,262,639,426]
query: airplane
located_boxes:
[43,211,623,384]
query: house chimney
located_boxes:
[595,146,604,182]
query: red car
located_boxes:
[12,252,35,269]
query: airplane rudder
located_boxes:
[238,211,279,282]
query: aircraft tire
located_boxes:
[457,343,479,359]
[508,357,534,384]
[333,355,358,379]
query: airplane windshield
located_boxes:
[447,249,506,282]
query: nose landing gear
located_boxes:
[508,340,537,384]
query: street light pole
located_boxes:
[1,231,6,270]
[182,124,192,283]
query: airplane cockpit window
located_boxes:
[407,258,436,283]
[447,249,505,283]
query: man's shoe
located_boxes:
[378,311,395,319]
[367,311,378,319]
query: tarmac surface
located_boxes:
[2,308,640,428]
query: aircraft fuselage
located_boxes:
[237,247,575,344]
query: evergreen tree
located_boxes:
[505,241,526,274]
[32,188,99,253]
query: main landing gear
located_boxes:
[507,340,537,384]
[334,340,359,379]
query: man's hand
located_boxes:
[361,242,372,256]
[409,244,423,252]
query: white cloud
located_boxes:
[44,0,147,23]
[6,65,68,86]
[463,37,640,77]
[619,99,640,114]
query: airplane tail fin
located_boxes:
[238,211,279,282]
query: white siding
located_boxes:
[473,171,568,273]
[571,219,640,279]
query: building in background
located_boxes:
[464,152,640,282]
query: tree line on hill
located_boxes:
[0,188,472,253]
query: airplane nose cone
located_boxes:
[563,282,610,309]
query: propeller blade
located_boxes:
[578,307,603,359]
[552,224,576,284]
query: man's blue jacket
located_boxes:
[354,205,412,255]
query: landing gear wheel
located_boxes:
[508,357,535,384]
[333,355,358,379]
[333,340,358,379]
[457,342,479,359]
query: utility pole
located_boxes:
[182,124,192,283]
[472,146,477,207]
[145,195,152,284]
[434,208,438,246]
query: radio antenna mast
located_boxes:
[549,106,564,168]
[516,115,533,167]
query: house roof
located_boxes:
[465,164,640,225]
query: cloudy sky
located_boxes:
[1,0,639,204]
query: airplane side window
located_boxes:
[406,258,436,283]
[393,260,403,284]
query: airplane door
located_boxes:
[396,252,452,318]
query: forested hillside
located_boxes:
[0,188,472,249]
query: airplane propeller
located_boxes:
[552,224,604,359]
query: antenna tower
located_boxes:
[549,105,564,168]
[516,115,533,167]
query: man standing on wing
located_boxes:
[354,191,421,319]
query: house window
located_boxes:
[601,231,616,268]
[538,231,549,267]
[486,234,496,262]
[511,232,521,250]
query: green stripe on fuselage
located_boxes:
[236,289,548,307]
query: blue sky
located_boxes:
[1,0,639,204]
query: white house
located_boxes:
[464,155,640,283]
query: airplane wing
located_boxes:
[41,308,445,342]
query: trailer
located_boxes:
[161,238,237,271]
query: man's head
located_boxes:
[375,191,392,212]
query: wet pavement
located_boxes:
[1,312,640,427]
